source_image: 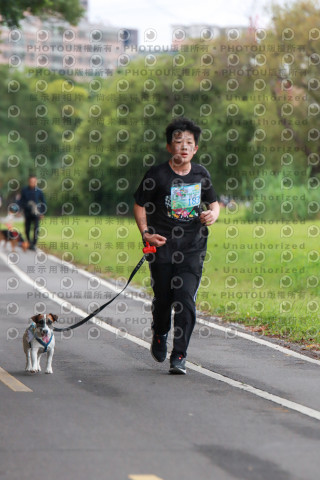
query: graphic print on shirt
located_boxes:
[166,183,202,220]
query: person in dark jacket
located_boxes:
[18,175,46,250]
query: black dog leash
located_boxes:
[53,243,156,332]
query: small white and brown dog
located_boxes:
[23,314,58,374]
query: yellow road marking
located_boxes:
[129,476,164,480]
[0,367,32,392]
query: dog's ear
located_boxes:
[48,314,58,322]
[31,314,42,323]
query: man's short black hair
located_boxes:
[165,117,202,146]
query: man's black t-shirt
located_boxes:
[134,161,218,263]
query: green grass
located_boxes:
[30,213,320,345]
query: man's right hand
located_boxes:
[144,233,167,247]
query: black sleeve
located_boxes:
[201,168,218,204]
[133,167,157,207]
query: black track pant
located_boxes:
[149,255,203,358]
[25,215,39,246]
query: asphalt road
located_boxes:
[1,246,320,480]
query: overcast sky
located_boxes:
[88,0,285,45]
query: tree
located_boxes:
[254,0,320,176]
[0,0,84,27]
[0,134,34,210]
[70,50,256,215]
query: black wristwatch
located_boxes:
[142,229,150,241]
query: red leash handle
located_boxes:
[143,242,156,254]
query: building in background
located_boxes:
[0,0,251,81]
[80,0,89,20]
[0,1,138,80]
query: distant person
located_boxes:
[19,175,46,251]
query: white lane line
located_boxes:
[196,318,320,367]
[2,252,320,422]
[47,252,320,367]
[0,252,150,345]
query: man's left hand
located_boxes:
[200,210,218,226]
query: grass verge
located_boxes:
[17,212,320,345]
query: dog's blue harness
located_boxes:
[35,333,53,352]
